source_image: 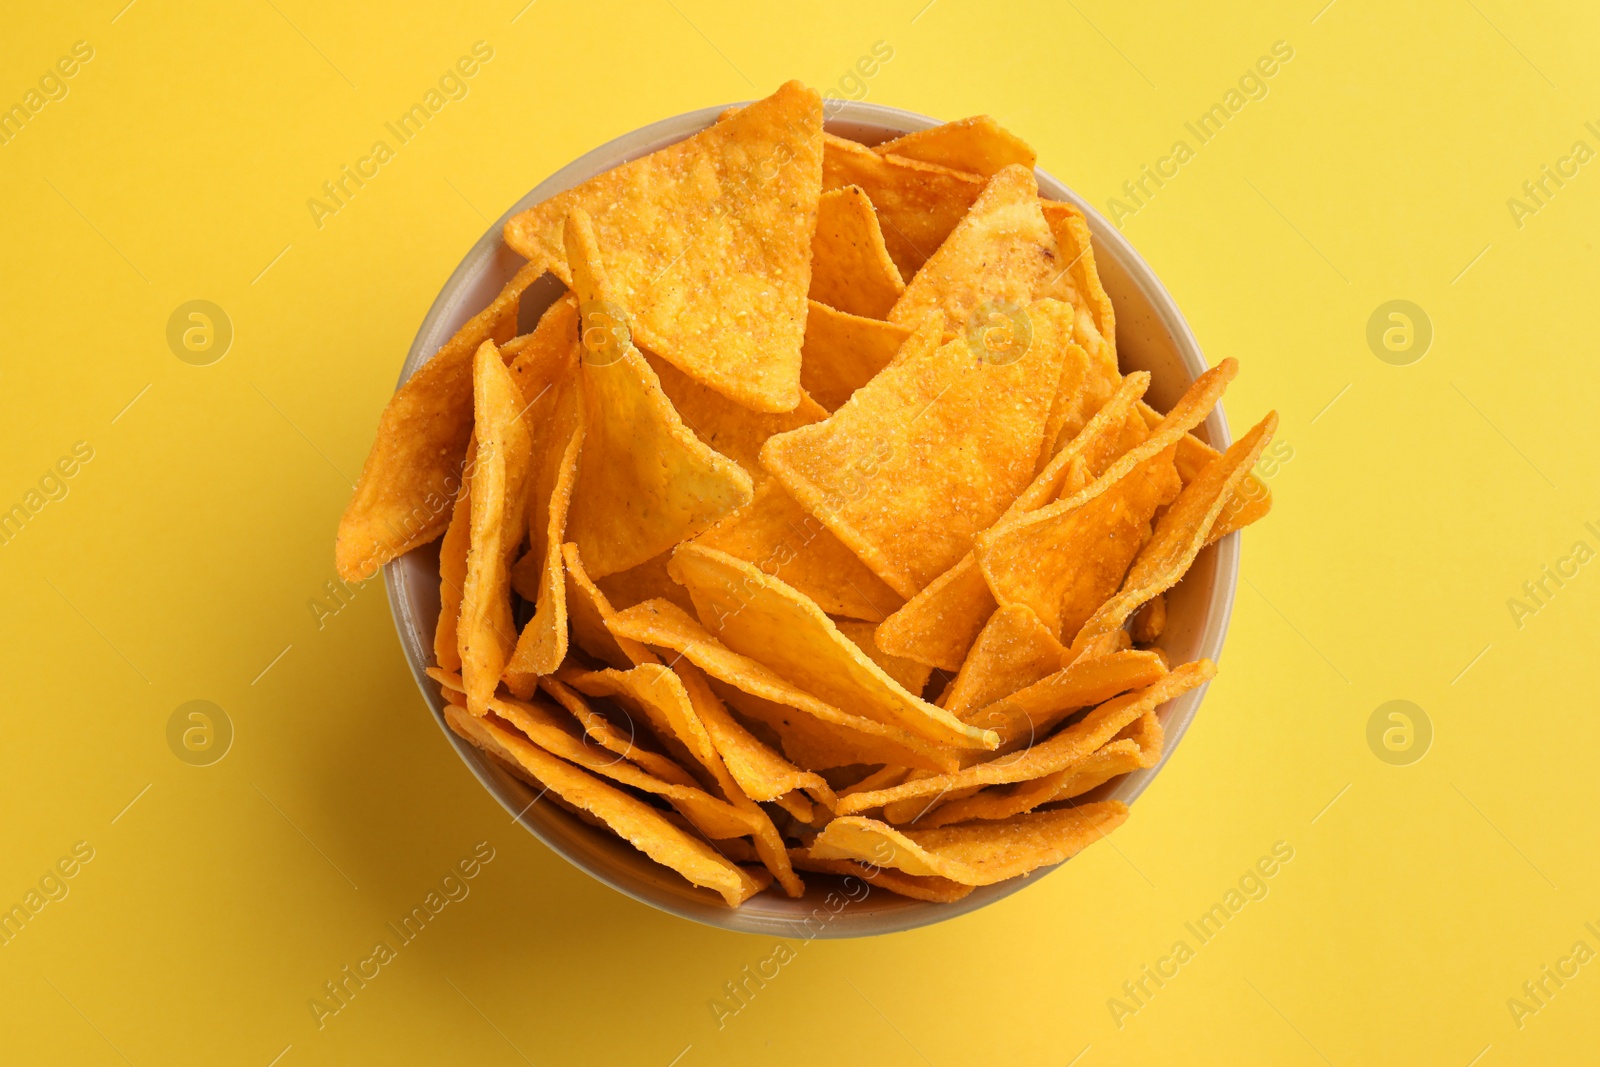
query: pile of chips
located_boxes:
[336,81,1277,906]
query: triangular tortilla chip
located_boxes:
[486,692,753,839]
[1040,199,1116,368]
[918,741,1147,828]
[560,209,754,577]
[533,672,698,787]
[692,481,904,622]
[872,371,1154,670]
[976,649,1169,754]
[810,801,1129,886]
[1066,411,1278,660]
[502,81,823,412]
[444,704,763,905]
[832,660,1214,816]
[568,663,803,896]
[1146,408,1273,543]
[788,850,974,903]
[941,604,1066,722]
[561,542,654,670]
[668,544,997,751]
[645,351,828,481]
[822,132,986,278]
[433,444,474,673]
[834,619,931,696]
[606,598,956,772]
[459,341,534,716]
[888,165,1061,335]
[503,380,585,691]
[336,260,546,581]
[763,304,1068,597]
[975,361,1236,639]
[873,116,1036,177]
[799,300,911,411]
[591,548,696,617]
[809,185,905,319]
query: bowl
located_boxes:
[384,99,1237,937]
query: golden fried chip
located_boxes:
[646,351,828,481]
[505,295,580,424]
[1140,401,1272,540]
[833,660,1214,815]
[444,704,763,905]
[569,663,803,896]
[1132,593,1166,644]
[502,81,822,412]
[534,672,697,786]
[823,133,986,278]
[976,649,1169,753]
[1067,411,1278,659]
[433,451,473,673]
[919,739,1146,828]
[976,360,1237,639]
[762,311,1066,597]
[504,381,585,692]
[606,598,956,772]
[809,185,905,319]
[561,542,653,669]
[693,481,905,621]
[810,800,1129,885]
[787,851,974,903]
[941,604,1066,721]
[873,116,1036,177]
[459,341,535,715]
[1040,199,1116,368]
[799,300,912,411]
[835,619,931,695]
[560,210,754,576]
[487,692,754,839]
[888,165,1061,335]
[669,544,998,751]
[336,260,545,581]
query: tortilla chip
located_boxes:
[502,81,822,412]
[833,660,1214,815]
[693,481,905,621]
[873,116,1036,177]
[444,704,763,905]
[762,309,1066,597]
[534,672,698,787]
[871,371,1154,671]
[799,300,912,411]
[919,739,1146,828]
[975,360,1237,639]
[569,663,804,896]
[822,132,987,278]
[787,850,974,903]
[809,185,905,319]
[1132,593,1166,644]
[941,604,1066,722]
[504,382,585,692]
[835,619,931,695]
[505,295,580,425]
[336,260,546,581]
[645,351,828,482]
[811,800,1129,885]
[1139,401,1272,540]
[1067,412,1278,659]
[560,209,754,577]
[607,598,956,772]
[433,451,473,673]
[840,765,911,797]
[487,692,753,839]
[669,544,998,751]
[976,649,1169,753]
[458,342,535,715]
[1039,199,1116,368]
[888,165,1060,335]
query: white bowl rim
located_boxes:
[383,98,1238,937]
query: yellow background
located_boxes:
[2,1,1597,1063]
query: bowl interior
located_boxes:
[385,100,1237,937]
